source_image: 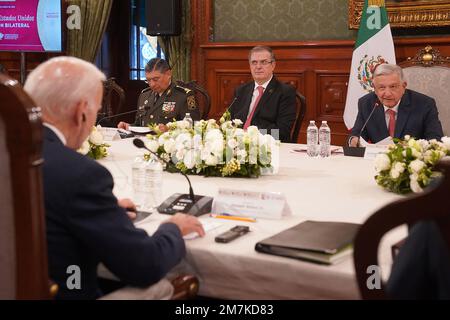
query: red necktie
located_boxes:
[243,86,264,130]
[386,109,396,137]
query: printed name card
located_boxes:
[364,145,389,160]
[212,188,292,220]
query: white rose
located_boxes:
[158,132,170,145]
[411,148,422,159]
[233,128,245,137]
[409,159,425,173]
[237,149,247,162]
[221,121,232,131]
[408,138,422,152]
[176,148,186,161]
[89,130,103,146]
[404,135,411,141]
[233,119,243,127]
[164,139,176,154]
[205,154,219,166]
[178,120,190,130]
[390,162,405,179]
[418,139,429,150]
[441,136,450,151]
[145,139,159,153]
[374,153,391,172]
[227,138,238,149]
[78,140,90,155]
[424,150,434,164]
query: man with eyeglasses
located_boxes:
[349,63,443,146]
[229,46,296,142]
[118,58,199,130]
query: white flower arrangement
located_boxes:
[143,110,278,177]
[374,135,450,194]
[78,126,110,160]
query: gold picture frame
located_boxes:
[348,0,450,29]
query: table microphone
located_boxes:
[96,109,140,126]
[132,138,213,216]
[356,100,380,145]
[225,96,238,113]
[343,100,380,157]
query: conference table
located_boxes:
[98,138,406,299]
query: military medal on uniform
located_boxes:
[162,101,176,113]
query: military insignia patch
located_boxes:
[162,102,176,113]
[187,95,197,110]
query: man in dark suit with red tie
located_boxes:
[349,64,443,146]
[229,46,297,142]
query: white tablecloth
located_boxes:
[98,139,406,299]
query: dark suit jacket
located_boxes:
[43,127,185,299]
[229,77,297,142]
[387,221,450,299]
[350,89,443,143]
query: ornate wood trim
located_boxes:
[349,0,450,29]
[399,45,450,68]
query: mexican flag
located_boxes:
[343,0,396,129]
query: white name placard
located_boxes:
[212,188,292,220]
[364,145,389,160]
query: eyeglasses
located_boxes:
[374,84,402,92]
[250,60,273,67]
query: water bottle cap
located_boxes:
[309,120,315,124]
[322,121,327,124]
[186,113,190,116]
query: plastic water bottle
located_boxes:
[132,155,163,211]
[183,113,193,129]
[319,121,331,158]
[306,120,318,157]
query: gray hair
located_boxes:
[248,46,276,62]
[24,56,106,120]
[373,64,405,82]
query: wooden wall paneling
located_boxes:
[214,70,251,119]
[315,70,351,146]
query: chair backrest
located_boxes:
[99,77,126,125]
[176,80,211,120]
[0,74,50,299]
[290,92,307,143]
[353,158,450,299]
[399,45,450,136]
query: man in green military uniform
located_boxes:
[118,58,199,129]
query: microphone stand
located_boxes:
[344,102,380,157]
[97,109,139,126]
[133,138,213,216]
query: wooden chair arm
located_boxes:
[170,274,199,300]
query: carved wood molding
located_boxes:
[349,0,450,29]
[400,45,450,67]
